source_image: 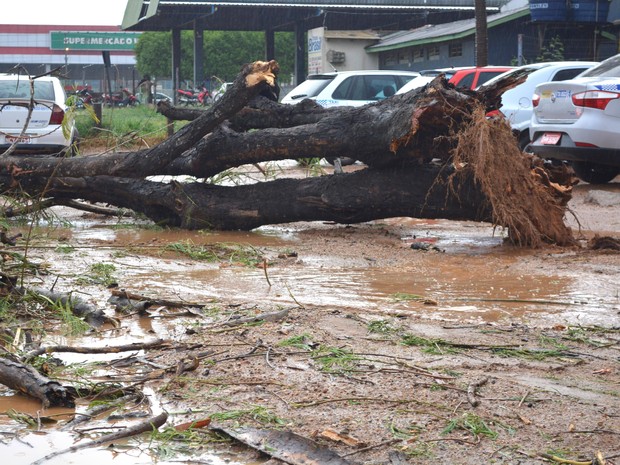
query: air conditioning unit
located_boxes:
[327,50,345,64]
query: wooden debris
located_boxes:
[0,357,75,408]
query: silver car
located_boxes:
[480,61,597,149]
[0,74,78,156]
[528,54,620,183]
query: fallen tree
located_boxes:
[0,60,575,247]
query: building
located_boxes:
[367,0,620,71]
[0,24,140,94]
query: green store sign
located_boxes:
[50,31,141,51]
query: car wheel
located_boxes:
[571,161,620,184]
[325,157,356,166]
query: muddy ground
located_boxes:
[1,167,619,465]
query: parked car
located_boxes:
[395,75,435,95]
[212,82,233,102]
[396,66,514,97]
[280,70,420,107]
[528,54,620,184]
[448,66,515,89]
[480,61,598,149]
[0,74,78,156]
[136,92,172,103]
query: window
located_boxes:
[383,53,397,66]
[552,68,590,81]
[0,80,54,100]
[449,42,462,58]
[412,48,424,63]
[428,46,440,61]
[398,50,410,65]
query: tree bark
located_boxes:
[0,60,575,246]
[0,357,75,408]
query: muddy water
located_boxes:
[89,221,617,329]
[2,196,619,462]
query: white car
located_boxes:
[0,74,78,156]
[528,54,620,184]
[479,61,597,149]
[212,82,233,102]
[281,70,420,108]
[395,75,435,95]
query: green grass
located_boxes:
[442,413,498,440]
[310,346,362,373]
[277,333,314,350]
[164,240,264,266]
[74,263,117,287]
[75,104,186,150]
[367,319,398,334]
[210,405,287,426]
[400,334,460,355]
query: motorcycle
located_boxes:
[177,87,212,106]
[103,88,139,107]
[68,88,94,108]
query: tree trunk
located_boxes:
[0,60,575,247]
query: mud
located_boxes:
[0,171,619,465]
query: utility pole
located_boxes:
[475,0,489,66]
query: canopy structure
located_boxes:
[121,0,503,32]
[121,0,503,93]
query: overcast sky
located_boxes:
[3,0,128,26]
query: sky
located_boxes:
[3,0,129,26]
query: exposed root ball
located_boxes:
[451,105,576,247]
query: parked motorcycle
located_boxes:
[177,87,212,106]
[67,88,95,108]
[103,88,139,107]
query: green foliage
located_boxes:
[278,333,314,350]
[74,263,117,287]
[75,105,180,148]
[310,346,361,373]
[210,405,287,426]
[135,30,295,83]
[537,35,564,62]
[400,334,460,355]
[165,241,264,266]
[367,319,398,334]
[391,292,427,302]
[442,413,498,440]
[37,294,90,336]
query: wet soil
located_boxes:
[1,169,619,465]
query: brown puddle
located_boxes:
[2,205,619,462]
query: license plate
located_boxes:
[5,135,32,144]
[540,132,561,145]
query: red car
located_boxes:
[448,66,515,90]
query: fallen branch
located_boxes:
[466,377,489,407]
[31,411,168,465]
[22,339,168,363]
[0,357,75,408]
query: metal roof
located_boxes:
[366,5,529,52]
[122,0,503,32]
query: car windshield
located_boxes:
[579,55,620,78]
[0,79,55,100]
[284,76,334,101]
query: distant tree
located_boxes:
[537,35,564,62]
[135,32,173,80]
[135,31,295,84]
